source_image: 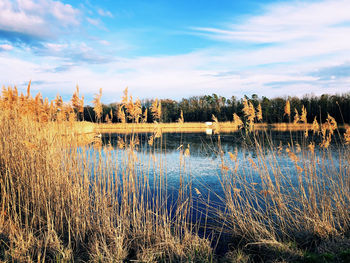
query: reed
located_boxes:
[214,101,350,262]
[0,86,212,262]
[1,85,349,262]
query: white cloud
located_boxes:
[0,44,14,51]
[0,0,80,39]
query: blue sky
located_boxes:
[0,0,350,103]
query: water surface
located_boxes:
[96,131,346,206]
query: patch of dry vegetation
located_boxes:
[0,84,349,262]
[0,85,212,262]
[215,100,350,262]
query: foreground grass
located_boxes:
[0,85,349,262]
[0,87,212,262]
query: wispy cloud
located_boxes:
[86,17,101,26]
[194,0,350,44]
[192,0,350,68]
[187,0,350,96]
[97,8,113,18]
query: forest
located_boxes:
[83,92,350,124]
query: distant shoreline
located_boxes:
[89,122,349,134]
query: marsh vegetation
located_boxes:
[0,84,349,262]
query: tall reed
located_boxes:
[215,101,350,261]
[0,86,212,262]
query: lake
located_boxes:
[93,130,346,211]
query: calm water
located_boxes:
[85,130,348,253]
[95,131,346,207]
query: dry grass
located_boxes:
[0,86,212,262]
[212,100,350,262]
[1,85,349,262]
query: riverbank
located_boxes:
[93,122,335,134]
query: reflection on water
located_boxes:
[95,131,346,207]
[101,130,345,156]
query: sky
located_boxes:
[0,0,350,103]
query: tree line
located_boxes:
[82,93,350,124]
